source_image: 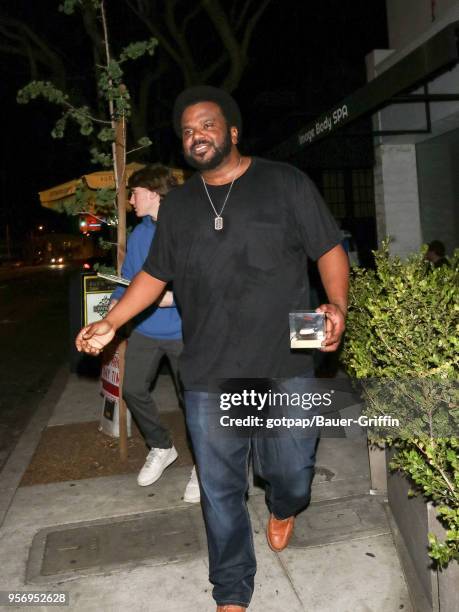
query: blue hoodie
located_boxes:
[111,216,182,340]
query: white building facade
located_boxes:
[367,0,459,256]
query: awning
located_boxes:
[39,164,188,212]
[39,162,146,210]
[268,20,459,158]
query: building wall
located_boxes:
[416,129,459,254]
[369,2,459,144]
[373,144,422,256]
[386,0,459,50]
[367,1,459,256]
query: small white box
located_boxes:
[289,311,326,349]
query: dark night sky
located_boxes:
[1,0,388,242]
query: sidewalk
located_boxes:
[0,368,413,612]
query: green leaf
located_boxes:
[119,38,158,62]
[137,136,152,147]
[90,148,113,168]
[97,128,115,142]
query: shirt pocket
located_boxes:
[246,222,284,271]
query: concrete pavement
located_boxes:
[0,368,413,611]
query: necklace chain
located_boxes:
[200,157,242,231]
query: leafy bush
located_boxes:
[342,243,459,567]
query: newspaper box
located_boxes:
[99,345,132,437]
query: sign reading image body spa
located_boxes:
[83,275,115,325]
[299,104,349,146]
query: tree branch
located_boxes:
[61,101,111,125]
[129,67,162,142]
[81,0,104,70]
[0,16,66,87]
[181,2,204,36]
[99,0,122,187]
[412,440,458,503]
[0,42,27,57]
[200,53,228,82]
[25,41,39,80]
[201,0,243,91]
[236,0,255,32]
[241,0,272,57]
[122,0,271,93]
[164,0,198,85]
[124,0,182,68]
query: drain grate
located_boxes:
[27,507,205,584]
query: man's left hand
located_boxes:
[315,303,346,352]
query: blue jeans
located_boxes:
[184,377,318,607]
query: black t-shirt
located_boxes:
[143,157,341,389]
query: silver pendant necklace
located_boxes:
[200,157,242,231]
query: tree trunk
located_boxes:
[114,115,128,462]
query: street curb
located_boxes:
[0,365,70,528]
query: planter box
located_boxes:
[427,502,459,612]
[368,442,387,494]
[386,448,459,612]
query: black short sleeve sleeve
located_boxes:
[288,168,342,261]
[142,199,176,282]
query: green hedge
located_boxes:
[342,243,458,567]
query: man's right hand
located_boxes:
[75,319,116,355]
[75,271,167,355]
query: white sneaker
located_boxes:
[183,466,201,503]
[137,446,178,486]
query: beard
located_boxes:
[183,128,233,171]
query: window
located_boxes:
[352,169,374,217]
[321,169,375,219]
[322,171,346,218]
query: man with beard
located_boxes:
[76,86,349,612]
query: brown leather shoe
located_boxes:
[266,514,295,552]
[216,606,246,611]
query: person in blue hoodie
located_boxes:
[110,164,200,503]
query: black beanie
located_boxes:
[173,85,242,138]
